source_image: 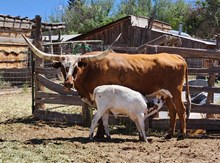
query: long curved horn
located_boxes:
[80,33,122,61]
[21,33,60,61]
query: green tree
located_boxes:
[153,0,191,32]
[63,0,114,34]
[116,0,152,19]
[185,0,220,38]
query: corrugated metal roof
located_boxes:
[153,28,216,46]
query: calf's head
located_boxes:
[21,33,121,91]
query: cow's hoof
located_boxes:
[177,133,185,140]
[94,134,105,139]
[147,138,153,143]
[106,135,111,141]
[164,133,172,139]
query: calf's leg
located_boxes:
[136,114,148,142]
[133,118,143,140]
[102,113,111,139]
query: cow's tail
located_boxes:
[185,67,191,120]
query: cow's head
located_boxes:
[21,33,121,91]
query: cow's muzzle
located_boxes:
[64,76,74,90]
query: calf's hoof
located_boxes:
[139,135,144,142]
[89,134,94,142]
[139,136,149,143]
[164,133,172,139]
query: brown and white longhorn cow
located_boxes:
[21,33,191,140]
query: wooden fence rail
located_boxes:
[32,18,220,131]
[33,45,220,131]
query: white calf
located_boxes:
[89,85,172,142]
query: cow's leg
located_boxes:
[89,111,105,141]
[94,119,105,139]
[165,97,177,139]
[173,94,187,140]
[102,112,111,140]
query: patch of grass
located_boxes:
[22,82,29,93]
[0,141,74,162]
[0,73,11,89]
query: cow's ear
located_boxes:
[52,62,61,69]
[78,61,87,67]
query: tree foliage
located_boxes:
[47,0,220,39]
[186,0,220,38]
[156,0,190,31]
[63,0,114,34]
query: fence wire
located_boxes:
[0,40,103,90]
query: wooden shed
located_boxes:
[0,15,32,69]
[69,15,171,47]
[69,15,216,68]
[69,15,215,49]
[0,14,65,86]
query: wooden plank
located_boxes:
[145,44,220,60]
[35,67,60,75]
[152,118,220,130]
[138,35,181,52]
[35,95,83,105]
[36,91,79,98]
[191,103,220,114]
[112,46,138,53]
[37,74,78,96]
[0,37,33,44]
[159,103,220,114]
[35,91,82,106]
[188,67,220,74]
[34,109,82,124]
[183,85,220,93]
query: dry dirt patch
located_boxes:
[0,91,220,162]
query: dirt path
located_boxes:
[0,92,220,162]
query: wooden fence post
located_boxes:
[206,34,220,119]
[82,103,92,127]
[34,15,45,111]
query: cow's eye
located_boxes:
[66,67,69,72]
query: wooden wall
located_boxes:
[71,15,172,47]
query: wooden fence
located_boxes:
[31,16,220,131]
[34,52,220,130]
[32,46,220,131]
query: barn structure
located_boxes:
[69,15,215,50]
[0,14,65,88]
[69,15,216,68]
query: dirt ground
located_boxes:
[0,91,220,162]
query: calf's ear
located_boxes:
[52,62,61,69]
